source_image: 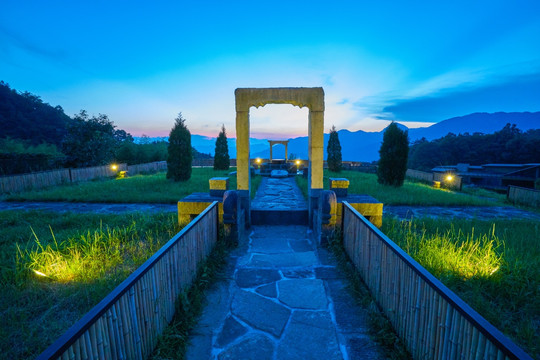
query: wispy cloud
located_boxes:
[384,72,540,123]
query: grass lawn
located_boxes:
[294,170,535,356]
[4,168,241,203]
[296,170,508,206]
[0,210,181,360]
[383,217,539,358]
[0,168,260,359]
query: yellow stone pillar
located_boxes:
[236,109,251,225]
[309,110,324,190]
[236,110,250,191]
[308,110,324,226]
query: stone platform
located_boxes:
[251,177,308,225]
[186,225,384,360]
[178,193,224,224]
[337,194,383,228]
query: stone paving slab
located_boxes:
[278,279,328,309]
[276,311,342,360]
[248,252,319,268]
[231,289,291,337]
[234,268,281,288]
[185,225,385,360]
[217,333,275,360]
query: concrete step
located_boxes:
[251,209,308,225]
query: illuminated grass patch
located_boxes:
[18,220,179,284]
[1,211,180,360]
[385,221,502,280]
[383,217,540,358]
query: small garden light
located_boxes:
[256,158,261,164]
[33,269,48,277]
[446,175,453,181]
[111,164,118,171]
[295,160,301,166]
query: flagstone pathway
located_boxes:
[185,224,384,360]
[185,177,383,360]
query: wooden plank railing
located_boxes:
[36,201,219,360]
[341,202,532,360]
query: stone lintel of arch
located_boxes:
[235,87,324,112]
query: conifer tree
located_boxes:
[327,125,342,172]
[213,124,230,170]
[377,122,409,186]
[167,113,192,181]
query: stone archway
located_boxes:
[235,87,324,227]
[268,140,289,162]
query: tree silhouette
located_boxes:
[213,124,230,170]
[377,122,409,186]
[167,113,192,181]
[62,110,121,167]
[327,125,342,172]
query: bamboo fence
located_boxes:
[36,202,219,360]
[341,202,532,360]
[0,164,128,193]
[406,169,462,190]
[406,169,435,183]
[0,168,70,193]
[191,159,238,167]
[70,164,127,183]
[127,161,167,175]
[507,185,540,208]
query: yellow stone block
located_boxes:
[178,201,224,224]
[336,202,383,228]
[329,178,349,189]
[209,177,229,190]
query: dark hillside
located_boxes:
[408,124,540,171]
[0,81,73,146]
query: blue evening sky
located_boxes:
[1,0,539,139]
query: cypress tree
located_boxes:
[327,125,342,172]
[213,124,230,170]
[167,113,192,181]
[377,122,409,186]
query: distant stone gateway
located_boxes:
[270,170,288,178]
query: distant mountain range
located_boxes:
[136,112,540,162]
